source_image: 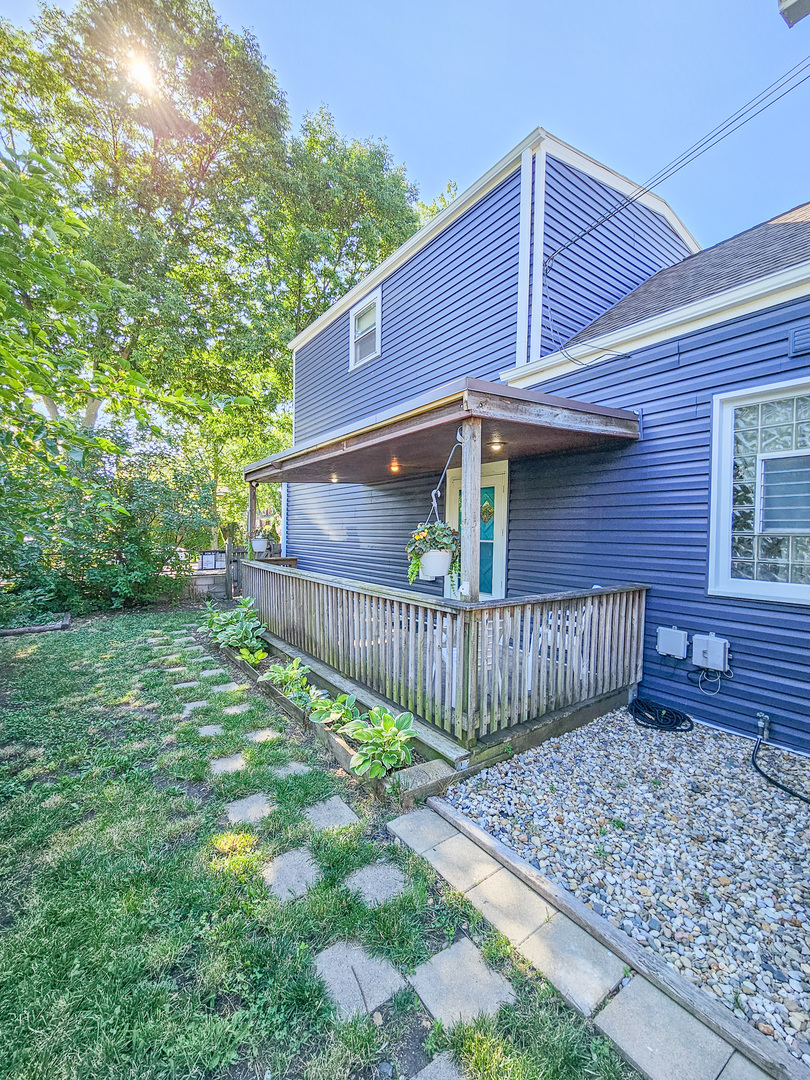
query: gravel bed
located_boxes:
[447,708,810,1062]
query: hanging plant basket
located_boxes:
[418,548,453,580]
[407,521,460,584]
[251,537,269,555]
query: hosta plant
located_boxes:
[200,598,266,652]
[258,656,311,695]
[310,693,366,727]
[340,706,416,778]
[239,645,268,666]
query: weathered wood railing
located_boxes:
[242,561,648,745]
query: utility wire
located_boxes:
[544,52,810,276]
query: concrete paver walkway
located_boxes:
[408,937,515,1027]
[345,863,408,906]
[315,942,406,1019]
[225,793,275,824]
[263,848,320,900]
[304,795,360,830]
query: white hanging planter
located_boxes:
[252,537,268,555]
[418,548,452,581]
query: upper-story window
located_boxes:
[348,287,382,369]
[710,375,810,604]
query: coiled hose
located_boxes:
[629,696,694,732]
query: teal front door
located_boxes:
[446,460,508,599]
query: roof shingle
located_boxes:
[566,202,810,347]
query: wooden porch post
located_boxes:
[460,417,482,602]
[247,482,257,540]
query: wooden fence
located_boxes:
[242,561,647,745]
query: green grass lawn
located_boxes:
[0,609,637,1080]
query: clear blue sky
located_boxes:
[4,0,810,247]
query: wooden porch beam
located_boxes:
[247,482,257,538]
[460,417,482,603]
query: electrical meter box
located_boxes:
[691,632,729,671]
[656,626,689,659]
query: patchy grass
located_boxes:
[0,609,636,1080]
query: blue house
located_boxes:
[244,129,810,757]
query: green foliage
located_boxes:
[310,693,365,727]
[200,597,266,652]
[1,431,216,615]
[340,706,416,779]
[406,521,461,584]
[258,657,311,695]
[238,645,268,666]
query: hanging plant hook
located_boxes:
[425,428,463,525]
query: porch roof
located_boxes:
[244,378,639,485]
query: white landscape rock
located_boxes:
[445,708,810,1056]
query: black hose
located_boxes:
[629,696,694,732]
[752,737,810,806]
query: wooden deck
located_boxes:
[242,562,648,746]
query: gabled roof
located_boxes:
[286,129,698,354]
[567,202,810,347]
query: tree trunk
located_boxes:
[83,397,102,429]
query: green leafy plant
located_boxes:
[239,645,268,666]
[200,597,267,652]
[339,706,416,778]
[405,520,461,584]
[258,657,311,694]
[310,693,366,727]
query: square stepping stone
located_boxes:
[185,655,208,663]
[182,645,204,653]
[467,867,558,946]
[244,727,279,743]
[200,668,226,678]
[315,941,405,1019]
[223,703,252,716]
[344,863,409,906]
[388,809,459,854]
[262,847,320,899]
[211,752,246,776]
[182,700,209,718]
[717,1055,771,1080]
[271,762,312,778]
[210,681,244,694]
[422,833,501,894]
[595,976,733,1080]
[304,796,360,830]
[225,793,275,824]
[166,667,186,675]
[413,1054,466,1080]
[519,913,625,1016]
[150,654,180,665]
[408,937,515,1027]
[198,724,224,737]
[169,635,194,643]
[174,680,200,689]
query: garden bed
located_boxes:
[446,707,810,1065]
[221,645,454,806]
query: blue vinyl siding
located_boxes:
[294,170,522,444]
[287,475,445,597]
[539,156,692,356]
[508,294,810,754]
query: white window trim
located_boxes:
[348,287,382,370]
[756,450,810,535]
[709,374,810,604]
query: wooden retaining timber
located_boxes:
[241,560,648,745]
[0,612,71,637]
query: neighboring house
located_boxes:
[244,128,810,756]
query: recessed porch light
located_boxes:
[490,441,503,452]
[389,462,400,473]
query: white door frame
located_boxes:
[445,459,508,600]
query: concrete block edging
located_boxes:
[425,797,806,1080]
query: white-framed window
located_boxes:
[348,287,382,369]
[709,374,810,603]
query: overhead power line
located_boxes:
[543,52,810,276]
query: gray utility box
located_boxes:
[691,632,730,671]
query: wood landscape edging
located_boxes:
[426,797,809,1080]
[0,612,71,637]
